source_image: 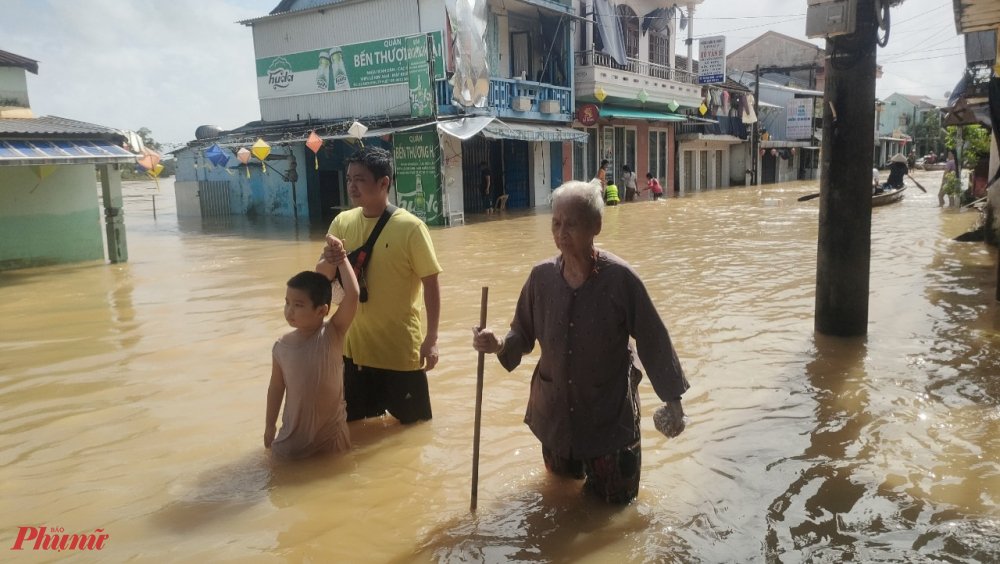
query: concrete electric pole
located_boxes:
[813,0,880,336]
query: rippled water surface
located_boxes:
[2,173,998,562]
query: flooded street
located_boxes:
[2,172,999,562]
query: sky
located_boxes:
[0,0,967,147]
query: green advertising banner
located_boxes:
[406,35,433,118]
[393,132,442,226]
[255,31,444,99]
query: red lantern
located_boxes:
[759,149,766,156]
[306,132,323,170]
[790,148,797,155]
[770,149,777,156]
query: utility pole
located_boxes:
[814,1,879,337]
[752,64,760,186]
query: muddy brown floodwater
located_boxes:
[1,171,999,563]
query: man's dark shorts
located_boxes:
[344,357,433,424]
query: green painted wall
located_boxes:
[0,165,104,270]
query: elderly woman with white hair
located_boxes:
[472,180,689,504]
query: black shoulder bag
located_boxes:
[336,205,397,303]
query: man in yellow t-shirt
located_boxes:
[324,147,442,424]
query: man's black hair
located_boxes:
[347,146,394,183]
[622,164,631,173]
[600,159,609,168]
[287,271,332,308]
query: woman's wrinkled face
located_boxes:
[551,199,600,255]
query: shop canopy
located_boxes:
[0,139,136,167]
[480,120,588,143]
[436,116,588,143]
[597,108,688,122]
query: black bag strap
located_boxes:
[335,205,397,301]
[352,204,397,270]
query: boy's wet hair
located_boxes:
[287,271,332,308]
[347,146,394,183]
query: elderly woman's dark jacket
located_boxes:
[499,250,689,459]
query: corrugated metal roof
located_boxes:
[0,116,123,138]
[238,0,352,25]
[0,49,39,74]
[953,0,1000,34]
[0,139,136,167]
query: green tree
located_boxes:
[946,125,991,169]
[911,110,945,156]
[135,127,162,152]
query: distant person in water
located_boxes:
[644,173,664,200]
[264,237,359,458]
[938,151,956,207]
[604,178,620,206]
[880,153,908,193]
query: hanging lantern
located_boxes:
[32,165,58,180]
[699,103,708,115]
[595,87,607,103]
[759,149,766,156]
[790,148,797,155]
[348,121,368,147]
[136,147,161,171]
[770,149,777,156]
[668,99,679,112]
[237,147,252,178]
[252,139,271,173]
[205,144,230,167]
[306,132,323,170]
[150,164,165,177]
[637,89,649,104]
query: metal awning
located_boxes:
[598,108,688,122]
[0,139,136,167]
[481,120,589,143]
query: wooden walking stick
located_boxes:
[471,286,488,512]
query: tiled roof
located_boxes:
[0,49,39,74]
[0,116,123,139]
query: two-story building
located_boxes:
[173,0,585,227]
[570,0,706,194]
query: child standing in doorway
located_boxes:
[264,235,359,458]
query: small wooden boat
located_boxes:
[872,185,905,207]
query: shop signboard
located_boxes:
[256,31,445,99]
[786,98,814,140]
[698,36,726,84]
[393,132,443,226]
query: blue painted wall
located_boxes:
[175,144,310,218]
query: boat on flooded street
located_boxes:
[1,170,998,562]
[873,185,906,207]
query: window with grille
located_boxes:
[616,5,640,60]
[649,130,669,185]
[650,32,670,78]
[684,151,694,192]
[715,150,723,187]
[573,127,599,181]
[699,151,709,190]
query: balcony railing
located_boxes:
[435,77,573,121]
[575,51,699,85]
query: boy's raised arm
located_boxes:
[317,234,358,338]
[330,246,359,338]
